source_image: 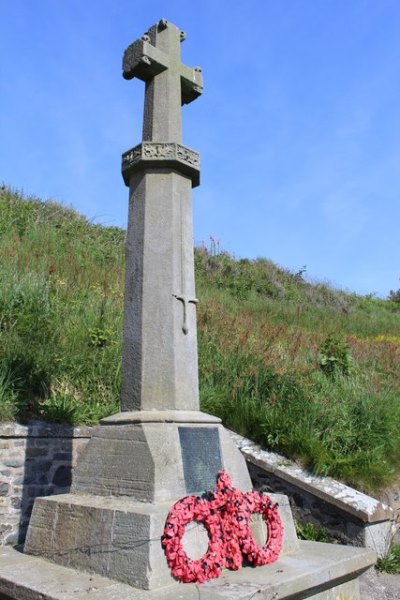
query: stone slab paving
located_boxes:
[359,568,400,600]
[377,573,400,600]
[0,542,374,600]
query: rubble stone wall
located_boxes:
[0,423,92,545]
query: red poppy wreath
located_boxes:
[161,470,283,584]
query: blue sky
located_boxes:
[1,1,399,297]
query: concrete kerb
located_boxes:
[230,431,396,556]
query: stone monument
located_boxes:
[0,19,375,600]
[23,18,262,590]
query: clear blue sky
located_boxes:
[1,1,399,296]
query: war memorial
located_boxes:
[0,19,375,599]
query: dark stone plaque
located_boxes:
[179,427,222,494]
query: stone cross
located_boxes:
[123,18,202,143]
[120,19,203,413]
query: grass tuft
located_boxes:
[376,543,400,574]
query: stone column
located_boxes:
[120,19,203,413]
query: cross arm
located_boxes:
[123,35,203,105]
[180,64,203,105]
[123,37,168,81]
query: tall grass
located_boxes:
[1,187,400,492]
[0,187,122,423]
[196,250,400,492]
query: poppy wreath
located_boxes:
[161,494,225,583]
[211,471,283,569]
[233,490,283,567]
[162,470,283,584]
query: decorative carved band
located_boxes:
[123,143,199,167]
[122,142,200,187]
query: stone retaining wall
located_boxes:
[0,422,92,545]
[230,431,396,557]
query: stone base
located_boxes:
[24,491,297,590]
[20,415,376,597]
[0,542,375,599]
[24,417,279,590]
[24,494,170,590]
[70,418,251,502]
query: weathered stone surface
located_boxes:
[232,432,394,523]
[2,455,24,469]
[0,543,376,599]
[121,170,199,412]
[376,573,400,600]
[72,423,253,502]
[24,495,171,589]
[10,498,21,509]
[71,424,156,499]
[360,567,390,600]
[101,409,221,424]
[0,422,92,439]
[0,483,9,495]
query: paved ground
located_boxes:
[360,568,400,599]
[0,544,377,600]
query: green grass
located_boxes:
[0,187,122,424]
[376,543,400,574]
[1,186,400,493]
[295,521,335,544]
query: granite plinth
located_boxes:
[101,410,221,424]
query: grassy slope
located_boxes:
[1,187,400,493]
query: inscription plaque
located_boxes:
[179,427,223,494]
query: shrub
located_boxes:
[388,288,400,303]
[318,335,354,377]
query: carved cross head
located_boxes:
[123,19,203,106]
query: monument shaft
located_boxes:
[121,170,199,411]
[120,20,203,412]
